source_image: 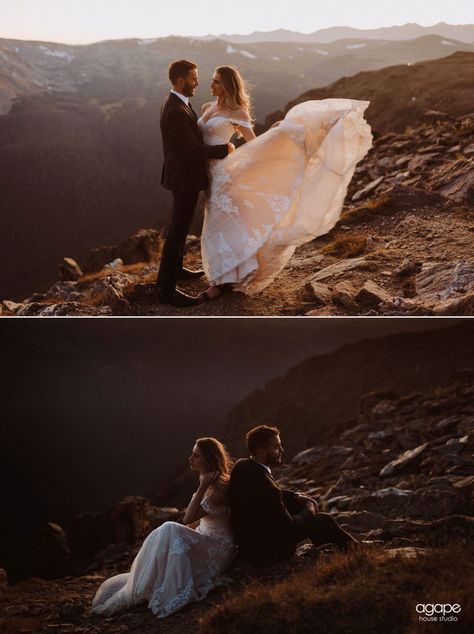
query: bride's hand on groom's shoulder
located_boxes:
[199,471,220,491]
[227,143,235,154]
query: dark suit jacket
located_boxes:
[229,458,311,565]
[160,93,229,192]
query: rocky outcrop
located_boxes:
[83,229,161,274]
[68,496,180,568]
[275,375,474,546]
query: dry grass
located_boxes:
[341,195,395,225]
[78,261,156,287]
[322,234,367,259]
[201,544,474,634]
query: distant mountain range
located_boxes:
[1,34,473,117]
[198,22,474,44]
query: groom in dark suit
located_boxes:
[229,425,359,565]
[155,59,234,307]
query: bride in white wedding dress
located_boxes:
[198,66,373,298]
[91,438,236,619]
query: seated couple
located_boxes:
[91,425,358,618]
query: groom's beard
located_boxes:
[182,81,196,97]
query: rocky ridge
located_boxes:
[1,374,472,633]
[2,110,473,317]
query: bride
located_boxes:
[198,66,373,299]
[91,438,236,618]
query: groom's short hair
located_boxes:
[246,425,280,454]
[169,59,197,84]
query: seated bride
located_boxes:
[91,437,236,618]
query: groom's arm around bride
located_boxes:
[155,59,234,307]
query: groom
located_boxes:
[229,425,359,565]
[155,59,234,307]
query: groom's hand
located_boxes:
[296,493,319,511]
[227,143,235,154]
[304,500,318,515]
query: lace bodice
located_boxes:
[195,493,234,541]
[198,115,253,145]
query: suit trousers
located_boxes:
[294,511,358,551]
[156,190,199,293]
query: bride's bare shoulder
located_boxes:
[207,486,229,507]
[230,107,251,122]
[201,102,214,113]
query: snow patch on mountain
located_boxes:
[39,45,74,62]
[226,45,257,59]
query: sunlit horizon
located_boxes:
[1,0,473,45]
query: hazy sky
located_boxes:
[0,0,472,44]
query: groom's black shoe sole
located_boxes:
[156,289,201,307]
[177,268,205,280]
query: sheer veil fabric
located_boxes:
[200,99,373,294]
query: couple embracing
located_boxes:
[154,58,373,307]
[92,425,358,619]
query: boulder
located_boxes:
[331,281,359,312]
[452,475,474,502]
[355,280,392,308]
[360,390,399,415]
[352,176,384,201]
[0,568,7,592]
[69,496,180,564]
[307,281,332,306]
[415,260,474,309]
[379,443,429,478]
[430,157,474,203]
[292,447,327,465]
[1,300,24,315]
[16,302,113,316]
[83,229,160,274]
[58,257,83,281]
[310,256,367,283]
[36,522,72,580]
[384,547,430,559]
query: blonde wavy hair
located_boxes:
[215,66,252,117]
[196,437,233,492]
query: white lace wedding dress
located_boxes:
[91,494,235,618]
[199,99,373,294]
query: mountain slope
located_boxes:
[260,50,474,134]
[223,321,474,457]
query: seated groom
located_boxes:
[229,425,359,565]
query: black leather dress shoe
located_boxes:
[177,267,205,280]
[157,288,201,307]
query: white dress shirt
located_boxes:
[250,456,272,475]
[170,89,189,106]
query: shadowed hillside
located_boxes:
[223,321,474,457]
[259,51,474,134]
